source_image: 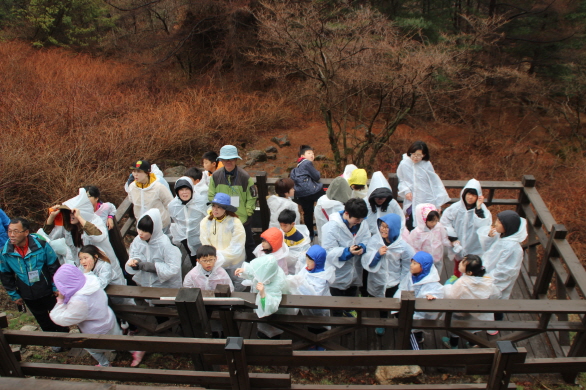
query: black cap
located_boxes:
[130,160,151,172]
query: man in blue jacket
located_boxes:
[0,217,68,338]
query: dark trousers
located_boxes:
[243,221,256,262]
[181,239,198,268]
[380,285,399,319]
[330,285,358,317]
[24,294,69,333]
[295,189,325,240]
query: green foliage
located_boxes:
[17,0,114,47]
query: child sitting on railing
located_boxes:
[442,255,501,349]
[393,251,444,350]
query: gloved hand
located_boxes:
[138,261,157,273]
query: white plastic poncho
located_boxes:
[239,254,288,318]
[126,209,182,289]
[183,254,234,291]
[443,274,501,322]
[393,262,444,321]
[407,203,452,268]
[200,213,246,291]
[314,178,352,244]
[50,274,120,335]
[322,211,371,290]
[267,195,300,228]
[36,229,75,266]
[363,213,414,297]
[78,259,126,291]
[440,179,492,257]
[288,267,334,318]
[285,227,312,274]
[127,166,174,228]
[94,202,117,227]
[478,217,527,300]
[50,188,124,283]
[366,171,405,235]
[253,241,291,275]
[169,176,209,255]
[397,154,450,226]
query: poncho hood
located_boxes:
[62,188,95,222]
[306,245,327,273]
[327,177,352,203]
[378,213,401,244]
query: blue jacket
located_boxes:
[0,209,10,248]
[0,234,59,301]
[290,159,323,197]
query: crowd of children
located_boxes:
[0,140,532,365]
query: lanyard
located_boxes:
[224,168,239,195]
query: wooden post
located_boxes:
[486,341,519,390]
[532,224,566,299]
[387,173,399,203]
[214,285,240,338]
[518,175,537,276]
[256,172,270,232]
[175,288,212,370]
[0,314,23,378]
[396,291,416,350]
[563,315,586,383]
[225,337,250,390]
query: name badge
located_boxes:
[28,270,40,283]
[230,196,240,208]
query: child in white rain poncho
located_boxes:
[440,178,492,277]
[168,173,209,267]
[347,167,368,199]
[44,188,124,284]
[126,160,174,230]
[126,209,182,289]
[363,213,414,335]
[397,141,449,230]
[442,255,501,349]
[394,251,444,349]
[366,171,405,235]
[35,229,74,266]
[235,254,289,338]
[267,178,301,228]
[478,210,527,301]
[253,227,291,275]
[322,198,371,316]
[407,203,453,275]
[278,210,311,273]
[314,177,352,245]
[84,186,117,230]
[78,245,126,291]
[200,193,246,291]
[50,264,122,367]
[183,245,234,291]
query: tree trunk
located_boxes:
[323,108,342,171]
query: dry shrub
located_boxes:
[0,41,295,225]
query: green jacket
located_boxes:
[208,167,257,224]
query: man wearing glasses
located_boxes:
[0,218,68,346]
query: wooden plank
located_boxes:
[290,385,517,390]
[107,285,180,300]
[0,327,23,377]
[0,377,203,390]
[110,304,179,317]
[19,363,291,388]
[225,337,251,390]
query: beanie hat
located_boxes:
[497,210,521,238]
[54,264,86,304]
[261,227,283,253]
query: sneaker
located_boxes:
[347,310,358,318]
[131,351,146,367]
[51,346,63,353]
[441,337,458,349]
[487,330,499,336]
[375,328,386,336]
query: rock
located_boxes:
[315,155,327,161]
[267,154,277,160]
[247,150,268,164]
[271,135,291,148]
[375,365,423,384]
[272,167,283,175]
[20,325,38,332]
[265,146,278,153]
[163,165,186,178]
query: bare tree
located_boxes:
[249,0,498,170]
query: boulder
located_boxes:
[164,165,186,178]
[315,155,327,161]
[247,150,268,164]
[267,154,277,160]
[375,365,423,384]
[271,135,291,148]
[20,325,38,332]
[265,146,278,153]
[272,167,283,175]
